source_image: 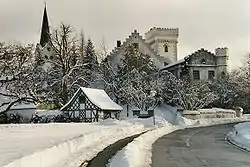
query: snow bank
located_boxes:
[108,124,180,167]
[227,122,250,151]
[108,116,250,167]
[0,119,152,167]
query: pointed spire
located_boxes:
[40,3,50,47]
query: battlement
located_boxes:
[145,27,179,42]
[215,47,229,57]
[146,27,178,36]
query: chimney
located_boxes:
[117,40,121,47]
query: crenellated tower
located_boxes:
[145,27,179,64]
[215,47,229,77]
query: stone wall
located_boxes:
[182,108,236,120]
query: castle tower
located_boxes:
[145,27,179,64]
[215,47,229,77]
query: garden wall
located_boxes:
[182,108,237,120]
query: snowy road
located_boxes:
[151,123,250,167]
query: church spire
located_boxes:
[40,3,50,47]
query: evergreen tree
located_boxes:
[78,30,85,63]
[119,44,156,75]
[84,39,98,66]
[82,38,99,86]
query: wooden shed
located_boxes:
[60,87,122,122]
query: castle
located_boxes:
[107,26,229,81]
[37,5,229,81]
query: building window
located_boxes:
[164,45,168,52]
[79,95,85,103]
[132,43,139,49]
[193,70,200,80]
[47,47,51,51]
[201,59,206,64]
[221,71,226,78]
[208,70,215,80]
[164,62,168,66]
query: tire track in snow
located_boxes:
[80,131,147,167]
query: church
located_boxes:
[36,5,229,81]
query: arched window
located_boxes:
[164,45,168,52]
[201,59,206,64]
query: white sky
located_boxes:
[0,0,249,69]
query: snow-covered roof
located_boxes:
[161,59,185,70]
[61,87,123,111]
[10,103,36,110]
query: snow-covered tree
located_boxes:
[36,23,95,105]
[82,38,99,85]
[211,65,250,112]
[96,37,108,63]
[160,71,217,110]
[78,30,85,63]
[100,44,158,105]
[0,42,43,113]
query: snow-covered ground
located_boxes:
[108,122,179,167]
[108,109,250,167]
[1,103,249,167]
[0,118,160,167]
[227,122,250,151]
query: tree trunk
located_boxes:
[62,81,68,104]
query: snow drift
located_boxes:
[227,122,250,151]
[0,120,148,167]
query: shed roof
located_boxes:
[61,87,123,111]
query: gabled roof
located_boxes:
[107,30,158,59]
[161,48,216,70]
[188,48,215,57]
[61,87,122,111]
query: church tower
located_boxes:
[145,27,179,65]
[36,4,55,62]
[40,4,50,47]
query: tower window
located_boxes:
[164,45,168,52]
[193,70,200,80]
[47,47,51,51]
[44,55,48,59]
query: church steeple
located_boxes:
[40,4,50,47]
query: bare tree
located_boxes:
[97,37,108,63]
[0,42,42,113]
[37,23,93,105]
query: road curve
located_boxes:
[151,123,250,167]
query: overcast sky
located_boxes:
[0,0,249,69]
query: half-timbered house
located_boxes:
[60,87,122,122]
